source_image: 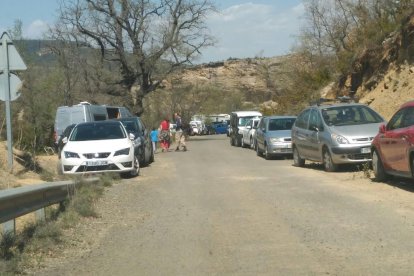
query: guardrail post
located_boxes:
[35,208,45,222]
[1,220,15,235]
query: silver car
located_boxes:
[291,103,385,171]
[255,116,296,159]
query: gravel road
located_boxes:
[34,135,414,275]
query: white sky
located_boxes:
[0,0,305,63]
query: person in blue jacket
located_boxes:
[150,127,159,153]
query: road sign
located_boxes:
[0,32,27,174]
[0,72,22,101]
[0,33,27,71]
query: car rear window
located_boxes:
[268,118,296,131]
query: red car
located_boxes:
[371,100,414,181]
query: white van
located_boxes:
[54,102,132,146]
[229,111,262,147]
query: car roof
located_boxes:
[76,120,122,127]
[232,111,262,116]
[313,103,368,110]
[264,115,297,119]
[114,116,140,122]
[399,100,414,109]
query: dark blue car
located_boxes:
[213,122,228,134]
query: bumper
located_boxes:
[330,144,372,164]
[61,155,135,174]
[268,143,293,155]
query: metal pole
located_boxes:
[2,35,13,173]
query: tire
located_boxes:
[293,146,305,167]
[129,156,140,177]
[235,136,241,147]
[241,138,246,148]
[149,148,155,163]
[250,137,254,149]
[256,142,261,156]
[372,150,387,181]
[264,144,271,160]
[323,148,338,172]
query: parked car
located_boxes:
[59,120,139,176]
[255,116,296,159]
[57,123,76,158]
[115,116,154,167]
[241,118,260,149]
[212,122,228,134]
[371,100,414,181]
[292,102,385,171]
[229,111,262,147]
[205,124,216,135]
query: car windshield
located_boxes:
[321,105,383,126]
[121,120,141,134]
[268,118,296,131]
[238,116,258,126]
[70,123,126,141]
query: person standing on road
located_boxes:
[159,118,170,152]
[150,127,159,153]
[173,112,187,151]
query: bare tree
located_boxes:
[52,0,215,115]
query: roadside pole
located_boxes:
[0,32,27,177]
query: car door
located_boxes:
[305,109,322,160]
[242,119,252,144]
[292,109,311,158]
[256,118,267,151]
[137,118,152,163]
[377,108,406,172]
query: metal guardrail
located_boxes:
[0,177,100,233]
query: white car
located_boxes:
[60,121,139,176]
[241,118,260,149]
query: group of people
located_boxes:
[150,112,189,153]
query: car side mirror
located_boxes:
[246,126,251,129]
[129,133,135,140]
[310,125,319,132]
[379,124,386,133]
[62,137,68,144]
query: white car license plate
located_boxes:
[360,147,370,154]
[86,160,108,166]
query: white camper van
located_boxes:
[54,102,132,146]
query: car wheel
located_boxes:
[256,143,261,156]
[250,137,254,149]
[235,136,241,147]
[372,150,387,181]
[323,148,337,172]
[241,138,246,148]
[149,147,155,163]
[264,144,271,160]
[130,156,140,177]
[293,146,305,167]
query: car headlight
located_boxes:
[64,151,80,158]
[270,137,284,143]
[331,133,349,144]
[114,147,130,156]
